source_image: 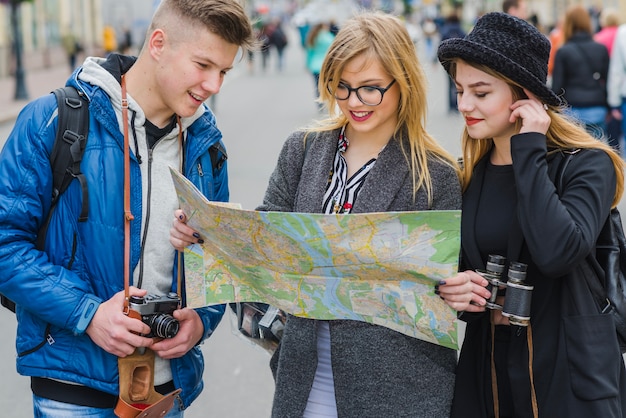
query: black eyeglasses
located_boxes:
[327,79,396,106]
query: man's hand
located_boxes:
[150,308,204,359]
[86,287,154,357]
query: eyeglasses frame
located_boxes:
[328,79,397,106]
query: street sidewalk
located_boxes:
[0,65,71,124]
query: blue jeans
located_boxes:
[568,106,608,140]
[620,100,626,148]
[33,395,184,418]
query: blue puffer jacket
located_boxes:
[0,59,226,409]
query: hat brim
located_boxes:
[438,38,563,107]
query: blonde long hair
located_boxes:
[450,61,624,207]
[309,11,460,205]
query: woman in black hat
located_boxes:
[437,11,626,418]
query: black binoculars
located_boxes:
[476,254,533,327]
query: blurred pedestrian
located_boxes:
[61,29,81,72]
[329,19,340,36]
[422,17,439,64]
[296,19,310,49]
[260,23,272,72]
[595,8,621,55]
[120,27,133,55]
[305,22,334,108]
[552,5,610,140]
[268,19,288,72]
[547,17,564,77]
[502,0,528,20]
[608,23,626,155]
[595,8,622,151]
[102,25,118,56]
[438,11,626,417]
[439,13,466,113]
[247,17,264,73]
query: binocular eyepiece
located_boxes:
[476,255,533,327]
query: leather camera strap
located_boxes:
[121,75,134,314]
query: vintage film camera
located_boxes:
[233,302,285,343]
[129,292,181,339]
[476,255,533,326]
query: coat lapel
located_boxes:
[351,137,410,214]
[462,156,487,269]
[295,130,338,213]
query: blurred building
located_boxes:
[2,0,626,80]
[0,0,156,78]
[452,0,622,32]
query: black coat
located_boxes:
[552,32,609,108]
[451,133,626,417]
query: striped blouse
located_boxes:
[303,126,378,417]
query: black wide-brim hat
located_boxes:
[437,12,563,107]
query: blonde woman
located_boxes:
[259,11,477,417]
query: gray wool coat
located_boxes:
[257,128,462,418]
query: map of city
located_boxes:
[171,169,462,349]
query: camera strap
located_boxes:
[121,74,134,315]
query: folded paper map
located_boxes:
[171,168,461,349]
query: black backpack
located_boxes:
[556,150,626,353]
[1,86,89,313]
[0,87,227,313]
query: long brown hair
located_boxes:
[562,5,593,41]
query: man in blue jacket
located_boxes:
[0,0,254,416]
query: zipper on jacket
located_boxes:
[197,163,204,177]
[19,233,76,356]
[18,324,53,357]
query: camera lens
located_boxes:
[147,314,180,339]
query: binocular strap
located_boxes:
[489,315,538,418]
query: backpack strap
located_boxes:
[555,148,613,310]
[208,142,227,175]
[36,86,90,250]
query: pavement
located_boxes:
[2,24,626,418]
[0,65,72,124]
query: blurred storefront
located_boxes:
[2,0,626,80]
[0,0,156,78]
[446,0,622,31]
